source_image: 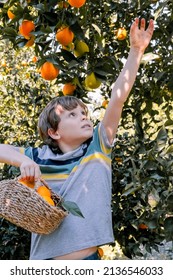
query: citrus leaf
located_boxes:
[62,201,84,218]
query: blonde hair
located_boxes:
[38,96,88,151]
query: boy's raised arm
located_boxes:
[102,18,154,145]
[0,144,41,181]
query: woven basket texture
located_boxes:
[0,179,68,234]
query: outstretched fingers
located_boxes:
[139,18,146,30]
[146,19,155,36]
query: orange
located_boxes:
[32,56,37,63]
[1,60,7,67]
[18,179,35,188]
[56,26,74,46]
[40,61,59,81]
[37,186,51,197]
[25,35,35,47]
[7,8,15,20]
[102,100,109,108]
[116,27,127,41]
[62,83,76,95]
[74,40,89,57]
[19,20,35,39]
[42,195,55,206]
[98,247,104,257]
[68,0,86,8]
[84,72,101,89]
[138,223,148,230]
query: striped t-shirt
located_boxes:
[18,122,114,259]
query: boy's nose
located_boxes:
[81,114,87,120]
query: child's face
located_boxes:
[54,104,93,146]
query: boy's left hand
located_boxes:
[130,18,154,52]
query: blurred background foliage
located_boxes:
[0,0,173,259]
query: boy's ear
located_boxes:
[48,128,60,140]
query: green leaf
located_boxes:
[166,144,173,154]
[122,185,141,196]
[155,126,167,150]
[62,201,84,218]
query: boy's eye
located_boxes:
[82,110,86,115]
[69,112,75,117]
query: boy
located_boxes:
[0,18,154,260]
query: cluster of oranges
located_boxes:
[7,0,127,93]
[19,179,55,206]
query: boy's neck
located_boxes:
[57,142,82,154]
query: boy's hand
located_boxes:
[19,160,41,182]
[130,18,154,53]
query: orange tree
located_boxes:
[0,0,173,259]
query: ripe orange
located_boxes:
[32,56,37,63]
[68,0,86,8]
[40,61,59,81]
[18,179,35,188]
[25,35,35,47]
[56,26,74,46]
[42,195,55,206]
[37,186,51,197]
[1,60,7,67]
[138,223,148,230]
[19,20,35,39]
[102,100,109,108]
[7,8,15,20]
[98,247,104,257]
[62,83,76,95]
[116,27,127,41]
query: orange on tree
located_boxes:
[74,40,89,57]
[32,56,37,63]
[37,186,51,197]
[25,35,35,47]
[7,8,15,20]
[68,0,86,8]
[19,20,35,39]
[18,178,35,189]
[41,195,55,206]
[138,223,148,230]
[40,61,59,81]
[84,72,101,90]
[62,83,76,95]
[102,100,109,108]
[116,27,127,41]
[1,59,7,67]
[56,26,74,46]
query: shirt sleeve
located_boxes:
[15,146,34,160]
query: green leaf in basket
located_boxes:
[62,201,84,218]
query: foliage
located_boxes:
[0,0,173,259]
[0,218,30,260]
[112,123,173,258]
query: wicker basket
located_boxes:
[0,178,68,234]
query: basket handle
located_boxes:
[17,176,50,191]
[34,178,50,190]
